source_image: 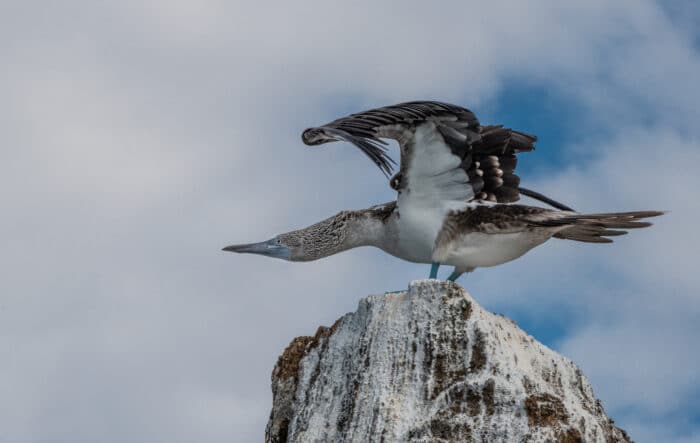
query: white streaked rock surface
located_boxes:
[266,280,630,442]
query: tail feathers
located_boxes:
[544,210,664,243]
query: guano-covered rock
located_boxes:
[266,280,630,443]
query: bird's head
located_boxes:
[222,232,303,261]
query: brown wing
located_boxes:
[302,101,535,203]
[302,101,477,178]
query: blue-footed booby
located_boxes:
[300,100,574,277]
[223,202,663,281]
[224,101,663,281]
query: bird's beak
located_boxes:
[222,239,291,260]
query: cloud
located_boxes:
[1,1,698,442]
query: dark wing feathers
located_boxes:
[546,211,664,243]
[308,127,395,176]
[533,211,664,229]
[329,101,479,137]
[518,187,574,211]
[467,127,535,203]
[302,100,548,205]
[302,101,478,178]
[437,124,471,148]
[441,205,662,245]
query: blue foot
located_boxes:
[447,270,463,282]
[429,262,440,279]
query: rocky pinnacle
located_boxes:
[266,280,631,442]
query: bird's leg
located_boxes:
[429,262,440,279]
[448,267,474,282]
[447,270,463,282]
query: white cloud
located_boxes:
[1,1,699,442]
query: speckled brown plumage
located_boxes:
[276,202,398,261]
[361,201,397,224]
[436,204,663,249]
[441,205,554,237]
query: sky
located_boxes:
[1,1,699,442]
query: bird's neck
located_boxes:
[343,210,397,251]
[296,204,398,261]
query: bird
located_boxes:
[223,201,663,281]
[299,100,575,278]
[224,101,663,281]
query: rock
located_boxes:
[266,280,631,443]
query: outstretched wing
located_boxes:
[302,101,535,205]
